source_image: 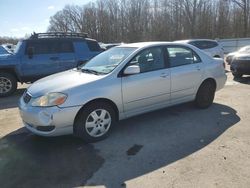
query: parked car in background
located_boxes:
[225,45,250,65]
[175,39,224,59]
[230,50,250,78]
[0,32,102,97]
[19,42,226,142]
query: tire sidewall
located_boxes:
[74,102,116,143]
[195,81,215,109]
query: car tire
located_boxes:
[195,80,216,109]
[74,102,116,143]
[0,72,17,97]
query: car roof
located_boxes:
[23,37,97,42]
[175,39,218,43]
[118,41,177,48]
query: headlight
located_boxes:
[31,93,67,107]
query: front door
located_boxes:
[121,46,171,116]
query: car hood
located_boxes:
[0,53,14,61]
[28,69,105,97]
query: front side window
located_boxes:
[167,47,201,68]
[129,47,165,73]
[82,47,137,74]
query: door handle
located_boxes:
[160,73,169,78]
[196,66,201,71]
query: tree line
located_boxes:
[0,37,19,45]
[47,0,249,43]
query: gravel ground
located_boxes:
[0,67,250,188]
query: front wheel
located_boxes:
[74,102,116,143]
[0,72,17,97]
[195,81,216,109]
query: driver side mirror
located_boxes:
[123,65,140,75]
[27,47,34,59]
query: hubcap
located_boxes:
[85,109,111,137]
[0,77,12,94]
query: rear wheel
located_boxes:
[0,72,17,97]
[74,102,116,143]
[195,80,216,109]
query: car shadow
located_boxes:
[233,76,250,85]
[0,103,240,188]
[0,88,26,110]
[0,130,104,188]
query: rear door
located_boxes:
[20,40,60,81]
[166,45,203,104]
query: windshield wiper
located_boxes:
[81,68,102,75]
[104,64,118,68]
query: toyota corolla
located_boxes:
[19,42,227,142]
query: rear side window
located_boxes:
[86,40,101,52]
[25,40,74,54]
[167,46,201,67]
[25,40,58,55]
[189,41,218,49]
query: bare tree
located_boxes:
[47,0,250,42]
[229,0,250,37]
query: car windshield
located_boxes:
[82,47,137,74]
[14,41,22,54]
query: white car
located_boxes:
[19,42,227,142]
[175,39,224,59]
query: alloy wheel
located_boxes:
[0,77,12,94]
[85,109,112,137]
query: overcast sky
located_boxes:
[0,0,93,38]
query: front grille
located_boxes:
[23,92,32,104]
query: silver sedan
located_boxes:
[19,42,227,142]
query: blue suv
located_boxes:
[0,32,102,97]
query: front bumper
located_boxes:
[19,97,82,136]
